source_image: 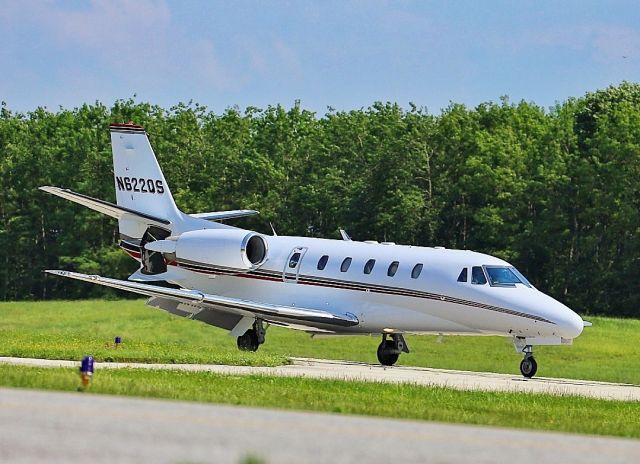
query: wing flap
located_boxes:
[45,270,359,328]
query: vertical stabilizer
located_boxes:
[110,123,182,238]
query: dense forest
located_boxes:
[0,82,638,317]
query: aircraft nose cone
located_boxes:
[557,306,584,339]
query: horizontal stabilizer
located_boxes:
[45,270,359,328]
[39,186,170,226]
[189,210,259,221]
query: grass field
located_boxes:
[1,364,639,438]
[1,299,639,384]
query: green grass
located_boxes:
[1,300,639,384]
[0,300,285,366]
[1,364,639,438]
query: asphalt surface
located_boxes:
[1,387,639,464]
[2,356,639,401]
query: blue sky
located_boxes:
[1,0,639,115]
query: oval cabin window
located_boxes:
[364,259,376,274]
[317,255,329,270]
[387,261,399,277]
[411,263,423,279]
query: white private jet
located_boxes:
[42,122,588,378]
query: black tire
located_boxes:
[377,341,400,366]
[520,356,538,378]
[237,329,260,352]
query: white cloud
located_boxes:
[273,39,303,79]
[528,23,640,63]
[0,0,237,94]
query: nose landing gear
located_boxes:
[376,333,410,366]
[520,353,538,378]
[519,344,538,378]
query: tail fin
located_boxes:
[110,123,182,225]
[45,123,246,240]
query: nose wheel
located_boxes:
[520,355,538,378]
[513,340,539,378]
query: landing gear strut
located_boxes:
[376,333,409,366]
[237,319,266,352]
[519,345,538,378]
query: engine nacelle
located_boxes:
[147,229,268,271]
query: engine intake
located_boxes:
[173,229,268,271]
[242,233,268,266]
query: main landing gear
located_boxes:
[519,345,538,378]
[376,333,409,366]
[237,319,266,352]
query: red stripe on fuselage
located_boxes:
[124,250,141,259]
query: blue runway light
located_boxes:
[79,355,94,387]
[114,336,122,347]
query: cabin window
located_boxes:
[364,259,376,274]
[471,266,487,285]
[457,268,468,282]
[411,263,423,279]
[340,257,352,272]
[485,266,525,287]
[387,261,399,277]
[289,253,301,269]
[317,255,329,271]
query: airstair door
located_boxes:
[283,247,307,283]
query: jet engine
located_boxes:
[145,228,268,271]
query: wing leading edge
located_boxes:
[45,270,359,328]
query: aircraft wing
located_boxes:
[45,270,359,328]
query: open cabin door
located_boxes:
[283,247,307,283]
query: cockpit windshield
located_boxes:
[484,266,532,287]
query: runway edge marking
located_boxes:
[0,356,638,401]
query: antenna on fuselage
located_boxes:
[339,229,352,241]
[270,222,278,236]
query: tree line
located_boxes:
[0,82,638,317]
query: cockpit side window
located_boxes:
[471,266,487,285]
[457,268,468,282]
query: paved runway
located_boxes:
[1,387,638,464]
[2,356,639,401]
